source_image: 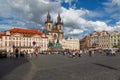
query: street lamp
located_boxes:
[32,41,36,53]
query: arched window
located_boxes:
[54,34,57,40]
[49,25,50,30]
[60,26,61,30]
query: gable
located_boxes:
[11,33,23,37]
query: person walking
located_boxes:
[89,50,92,56]
[78,50,82,57]
[72,51,76,58]
[91,50,94,57]
[15,48,19,58]
[7,50,11,58]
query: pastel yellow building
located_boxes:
[110,31,120,48]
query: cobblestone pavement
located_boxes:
[0,53,120,80]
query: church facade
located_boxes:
[44,12,64,42]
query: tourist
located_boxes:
[63,51,66,56]
[89,50,92,56]
[78,50,82,57]
[7,50,11,58]
[72,50,76,58]
[15,48,19,58]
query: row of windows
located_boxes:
[4,43,47,47]
[4,40,47,44]
[111,36,120,38]
[99,40,109,43]
[4,37,47,41]
[99,45,109,47]
[112,43,120,46]
[48,25,62,30]
[111,40,120,42]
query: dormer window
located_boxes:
[6,31,10,35]
[42,34,45,37]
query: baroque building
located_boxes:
[89,31,100,48]
[80,34,91,50]
[110,31,120,48]
[99,31,110,49]
[0,28,48,52]
[60,38,80,50]
[44,12,64,42]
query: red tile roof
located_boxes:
[0,33,4,38]
[97,32,101,36]
[8,28,43,35]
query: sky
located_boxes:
[0,0,120,39]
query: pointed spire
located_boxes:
[47,11,51,21]
[57,13,61,23]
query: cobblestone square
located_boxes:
[0,53,120,80]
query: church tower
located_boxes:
[56,13,63,32]
[45,11,53,32]
[56,13,64,39]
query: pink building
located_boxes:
[0,28,48,53]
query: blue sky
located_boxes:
[0,0,120,39]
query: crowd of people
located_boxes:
[62,49,96,58]
[63,50,82,57]
[5,48,120,59]
[6,48,38,59]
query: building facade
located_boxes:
[110,31,120,48]
[0,28,48,53]
[44,12,64,42]
[89,31,100,48]
[99,31,110,49]
[60,38,80,50]
[80,34,91,50]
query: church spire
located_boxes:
[57,13,61,23]
[47,11,51,21]
[56,13,63,25]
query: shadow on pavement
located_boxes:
[0,58,29,79]
[93,63,119,71]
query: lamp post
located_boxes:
[32,41,36,53]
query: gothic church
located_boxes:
[44,11,64,42]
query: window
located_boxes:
[9,37,11,40]
[60,26,61,30]
[5,41,7,46]
[16,37,18,40]
[5,36,7,40]
[49,25,50,29]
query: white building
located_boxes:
[60,38,80,50]
[0,28,48,53]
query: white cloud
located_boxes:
[60,7,120,38]
[0,0,120,39]
[61,8,106,29]
[116,21,120,25]
[67,29,83,34]
[112,0,120,6]
[103,0,120,20]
